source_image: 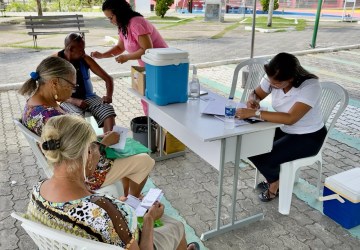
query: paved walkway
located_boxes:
[0,11,360,250]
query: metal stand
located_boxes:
[201,136,264,240]
[147,116,185,161]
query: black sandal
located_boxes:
[259,188,279,202]
[256,181,270,192]
[187,242,200,250]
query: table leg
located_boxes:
[201,136,264,241]
[147,116,185,161]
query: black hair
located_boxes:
[102,0,142,38]
[264,52,318,88]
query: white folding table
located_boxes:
[131,90,282,240]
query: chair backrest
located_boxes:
[319,81,349,147]
[14,119,124,197]
[13,119,53,178]
[229,57,268,102]
[11,212,122,250]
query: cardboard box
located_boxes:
[323,168,360,229]
[158,128,185,155]
[131,66,146,96]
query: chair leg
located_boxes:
[278,162,296,215]
[316,161,323,197]
[254,168,260,189]
[294,168,301,183]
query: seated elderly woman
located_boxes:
[19,56,154,199]
[26,115,199,250]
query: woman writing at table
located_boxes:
[236,52,327,202]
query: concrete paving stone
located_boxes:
[5,145,21,153]
[0,228,19,250]
[0,183,11,196]
[12,184,29,200]
[0,161,6,171]
[0,195,14,211]
[17,234,36,250]
[338,150,360,161]
[23,165,40,178]
[13,199,29,213]
[304,223,342,248]
[6,154,21,164]
[0,170,10,182]
[0,213,16,230]
[323,144,342,153]
[342,158,359,168]
[20,156,36,165]
[7,148,20,155]
[303,238,327,249]
[278,235,311,249]
[18,147,33,156]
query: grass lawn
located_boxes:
[242,16,307,31]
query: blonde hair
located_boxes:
[19,57,76,96]
[41,115,97,172]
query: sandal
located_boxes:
[259,188,279,202]
[256,181,270,192]
[187,241,200,250]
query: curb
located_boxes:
[1,43,360,92]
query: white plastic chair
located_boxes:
[229,57,268,101]
[14,119,52,178]
[13,119,124,198]
[253,81,349,215]
[11,212,122,250]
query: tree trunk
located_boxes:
[267,0,274,27]
[36,0,43,16]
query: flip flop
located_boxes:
[187,241,200,250]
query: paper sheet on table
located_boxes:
[201,98,227,116]
[214,115,250,126]
[108,125,128,151]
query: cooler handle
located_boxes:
[318,194,345,203]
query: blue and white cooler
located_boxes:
[322,167,360,229]
[141,48,189,106]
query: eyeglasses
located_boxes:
[58,77,78,90]
[107,14,114,21]
[264,76,290,89]
[91,141,107,155]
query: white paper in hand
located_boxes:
[140,188,163,209]
[109,125,128,151]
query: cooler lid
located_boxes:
[144,48,189,60]
[142,52,189,66]
[324,168,360,203]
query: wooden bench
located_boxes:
[24,14,89,48]
[0,3,6,17]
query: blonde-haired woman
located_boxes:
[27,115,199,250]
[20,56,154,199]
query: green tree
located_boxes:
[155,0,174,18]
[260,0,279,12]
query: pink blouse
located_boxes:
[119,16,168,66]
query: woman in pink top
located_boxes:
[91,0,168,66]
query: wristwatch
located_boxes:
[255,110,261,118]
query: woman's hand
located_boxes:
[115,54,129,64]
[247,91,261,109]
[146,201,164,221]
[100,131,120,146]
[235,108,257,120]
[247,99,260,109]
[90,51,103,59]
